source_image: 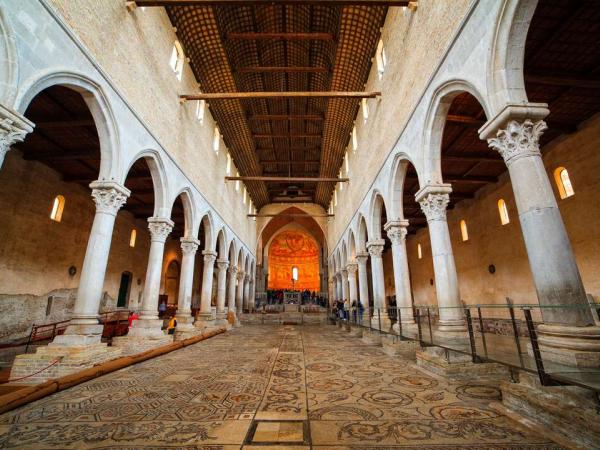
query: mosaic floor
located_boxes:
[0,324,560,449]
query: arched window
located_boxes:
[417,243,422,259]
[361,98,369,122]
[212,126,220,153]
[498,199,510,225]
[460,220,469,242]
[50,195,65,222]
[292,266,299,282]
[226,152,232,175]
[554,167,575,199]
[129,229,137,248]
[195,99,206,123]
[375,39,387,79]
[169,41,185,81]
[235,170,240,192]
[351,125,358,151]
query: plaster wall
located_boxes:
[406,115,600,310]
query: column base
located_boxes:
[370,313,393,331]
[392,321,419,339]
[381,335,419,358]
[126,318,165,339]
[9,342,122,385]
[416,347,509,382]
[532,324,600,368]
[361,328,382,346]
[50,323,104,347]
[194,312,216,329]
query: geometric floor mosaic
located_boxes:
[0,324,561,448]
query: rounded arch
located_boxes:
[357,214,369,252]
[197,211,215,253]
[216,228,227,259]
[341,242,348,267]
[237,248,246,272]
[228,239,238,265]
[422,80,491,184]
[488,0,536,112]
[347,229,357,262]
[0,8,18,106]
[368,191,388,240]
[15,70,120,181]
[168,188,195,238]
[124,150,168,218]
[389,153,422,221]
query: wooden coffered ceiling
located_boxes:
[131,0,402,208]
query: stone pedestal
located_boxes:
[381,335,419,359]
[361,328,382,346]
[500,372,600,449]
[370,313,392,332]
[416,347,509,382]
[9,342,121,385]
[392,322,419,340]
[534,324,600,368]
[194,312,215,329]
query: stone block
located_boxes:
[381,335,419,359]
[360,328,383,346]
[111,335,173,356]
[416,346,510,382]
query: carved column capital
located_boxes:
[217,259,230,271]
[366,239,385,257]
[180,237,200,255]
[346,263,358,276]
[90,181,130,216]
[418,193,450,222]
[202,250,217,264]
[147,217,174,243]
[341,269,348,279]
[0,105,34,165]
[384,220,409,245]
[356,251,369,265]
[487,119,546,166]
[237,270,245,281]
[229,265,238,276]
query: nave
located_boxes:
[0,324,557,449]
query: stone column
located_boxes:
[54,181,129,346]
[243,274,251,310]
[215,259,229,323]
[367,240,391,330]
[236,270,245,315]
[227,265,238,323]
[416,185,465,332]
[347,263,358,305]
[0,105,34,170]
[385,220,414,324]
[134,217,174,337]
[176,237,200,330]
[335,272,342,300]
[341,269,349,301]
[356,252,370,309]
[481,104,600,366]
[250,277,256,310]
[196,250,217,326]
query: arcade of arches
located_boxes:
[0,0,599,447]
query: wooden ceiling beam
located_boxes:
[226,176,348,182]
[443,154,503,163]
[446,114,485,126]
[525,73,600,90]
[256,147,321,152]
[254,133,321,139]
[36,119,96,129]
[132,1,412,8]
[24,151,100,161]
[405,174,497,184]
[180,91,380,101]
[250,115,324,121]
[260,160,321,164]
[248,213,334,218]
[237,66,329,74]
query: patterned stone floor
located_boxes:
[0,324,560,449]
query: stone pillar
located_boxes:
[367,240,391,330]
[0,104,34,170]
[416,185,465,332]
[236,270,245,315]
[335,272,342,301]
[176,237,200,330]
[196,250,217,326]
[347,263,358,305]
[250,277,256,310]
[356,252,370,309]
[227,265,238,324]
[341,269,349,301]
[215,259,229,323]
[53,181,129,346]
[243,274,251,310]
[481,104,600,366]
[134,217,174,337]
[385,220,414,324]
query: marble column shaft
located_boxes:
[227,266,238,313]
[216,259,229,317]
[236,271,245,313]
[243,275,250,310]
[356,252,370,308]
[347,263,358,304]
[385,220,414,324]
[176,237,200,325]
[199,251,217,319]
[487,118,592,326]
[367,240,387,314]
[341,269,349,301]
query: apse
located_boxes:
[268,229,320,292]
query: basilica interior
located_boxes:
[0,0,599,448]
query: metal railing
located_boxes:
[329,301,600,393]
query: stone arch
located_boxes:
[237,247,246,271]
[389,153,422,221]
[198,211,215,253]
[15,70,120,181]
[216,228,227,259]
[228,239,238,265]
[368,191,387,240]
[357,214,369,252]
[0,7,18,106]
[123,150,168,218]
[341,241,348,267]
[422,79,492,184]
[168,188,195,238]
[347,230,357,262]
[487,0,536,112]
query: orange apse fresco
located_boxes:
[268,230,320,291]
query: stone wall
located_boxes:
[406,114,600,312]
[0,150,151,341]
